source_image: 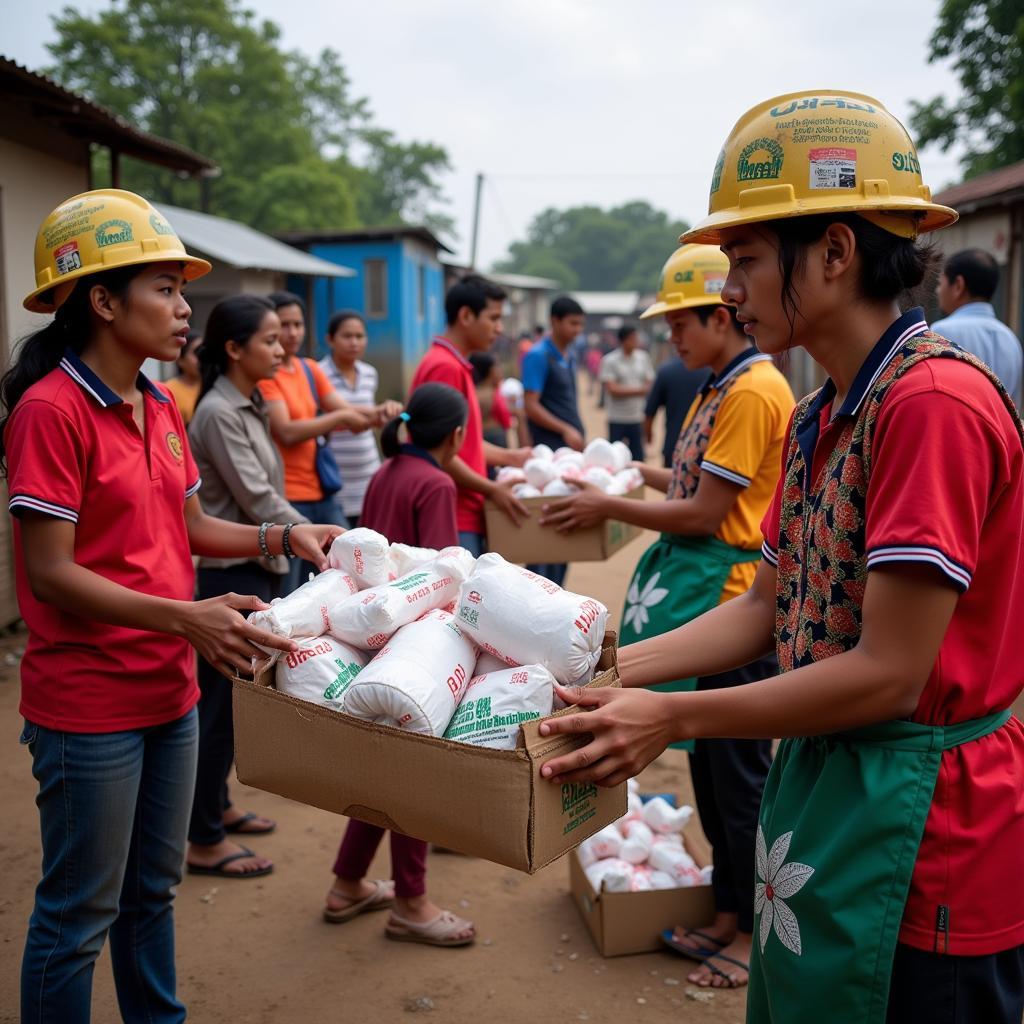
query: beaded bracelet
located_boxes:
[257,522,272,559]
[282,523,296,559]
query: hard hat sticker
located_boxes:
[808,147,857,190]
[703,272,726,294]
[95,219,134,247]
[737,138,785,182]
[54,241,82,276]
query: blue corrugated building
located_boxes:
[280,226,451,400]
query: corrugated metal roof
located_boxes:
[934,160,1024,212]
[159,204,355,278]
[570,291,642,315]
[1,57,216,175]
[279,225,453,253]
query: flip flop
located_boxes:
[224,811,276,835]
[661,928,728,960]
[385,909,476,948]
[699,952,751,989]
[186,846,273,879]
[323,879,395,924]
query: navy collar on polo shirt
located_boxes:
[59,348,171,407]
[794,306,930,472]
[701,346,772,396]
[399,442,441,469]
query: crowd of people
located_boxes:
[3,87,1024,1024]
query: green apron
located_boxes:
[746,708,1011,1024]
[622,533,761,751]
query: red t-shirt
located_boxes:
[360,446,459,550]
[762,357,1024,955]
[6,353,201,733]
[410,339,486,535]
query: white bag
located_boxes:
[581,466,615,491]
[275,635,368,709]
[531,444,555,462]
[443,663,555,750]
[343,609,477,735]
[474,651,519,675]
[649,870,679,890]
[523,457,558,491]
[512,483,542,499]
[584,857,632,893]
[495,466,526,485]
[610,441,632,472]
[582,438,617,471]
[388,543,438,578]
[648,843,703,886]
[580,824,623,861]
[619,820,654,864]
[456,554,608,683]
[328,553,469,650]
[250,569,358,650]
[541,477,578,497]
[613,467,645,493]
[642,797,694,835]
[328,528,391,589]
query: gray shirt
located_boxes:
[599,347,655,424]
[187,375,308,573]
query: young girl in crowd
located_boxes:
[318,309,402,528]
[163,328,202,425]
[259,292,374,589]
[324,382,476,946]
[4,190,341,1023]
[185,295,313,879]
[540,93,1024,1024]
[469,350,512,451]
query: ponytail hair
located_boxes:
[380,382,468,459]
[0,265,143,475]
[197,295,275,405]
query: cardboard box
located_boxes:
[569,819,715,957]
[484,487,643,564]
[232,633,626,874]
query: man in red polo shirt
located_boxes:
[411,275,530,555]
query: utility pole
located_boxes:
[469,172,483,270]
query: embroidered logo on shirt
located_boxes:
[166,431,184,463]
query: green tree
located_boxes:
[45,0,451,234]
[909,0,1024,177]
[494,201,689,291]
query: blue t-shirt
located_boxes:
[521,337,584,448]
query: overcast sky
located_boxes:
[2,0,965,270]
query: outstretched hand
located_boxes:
[538,481,609,532]
[539,684,675,787]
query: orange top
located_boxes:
[163,377,199,426]
[257,357,335,502]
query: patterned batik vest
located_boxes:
[775,333,1024,672]
[667,370,748,500]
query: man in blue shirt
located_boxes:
[521,296,586,586]
[933,248,1022,406]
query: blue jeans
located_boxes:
[21,709,199,1024]
[286,497,347,594]
[457,531,486,558]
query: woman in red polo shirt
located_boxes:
[2,190,342,1024]
[538,94,1024,1024]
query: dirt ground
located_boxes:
[0,375,747,1023]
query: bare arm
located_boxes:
[540,563,959,785]
[635,461,672,493]
[265,399,368,447]
[604,381,649,398]
[484,441,531,468]
[524,392,583,450]
[446,454,529,526]
[539,470,742,535]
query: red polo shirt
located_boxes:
[410,338,486,535]
[762,351,1024,956]
[6,351,201,733]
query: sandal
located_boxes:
[323,879,395,924]
[385,909,476,947]
[224,811,276,835]
[699,952,750,989]
[186,846,273,879]
[661,928,728,960]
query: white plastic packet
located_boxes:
[580,824,623,861]
[275,635,368,709]
[512,483,542,499]
[250,569,359,650]
[585,857,633,893]
[642,797,694,835]
[474,651,519,674]
[648,843,703,886]
[328,553,469,650]
[542,477,579,497]
[456,554,608,683]
[614,467,645,493]
[443,663,555,750]
[328,528,391,589]
[628,865,656,891]
[610,441,632,472]
[553,446,575,460]
[583,438,617,471]
[388,543,437,579]
[524,457,558,491]
[499,377,524,404]
[649,870,679,890]
[495,466,526,485]
[553,450,585,472]
[343,609,477,735]
[619,820,654,864]
[581,466,615,491]
[531,444,555,462]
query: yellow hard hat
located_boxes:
[680,91,957,246]
[639,245,729,320]
[24,189,212,313]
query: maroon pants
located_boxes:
[333,820,428,899]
